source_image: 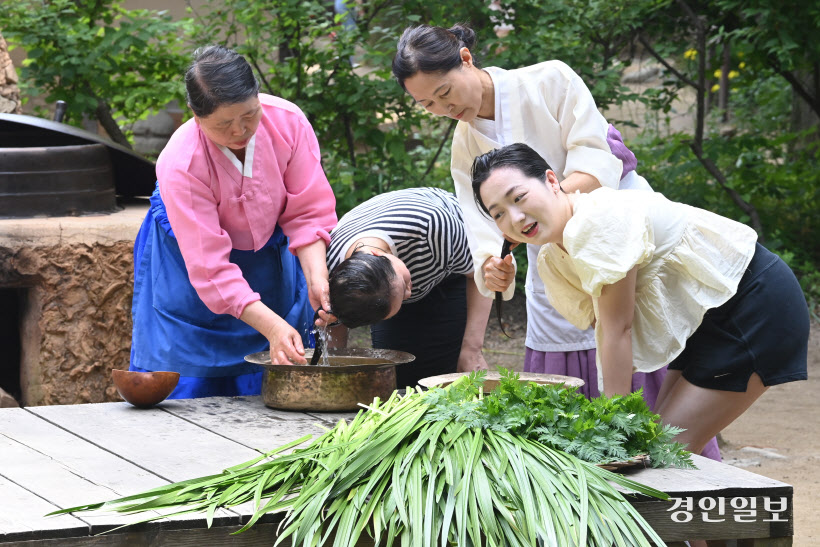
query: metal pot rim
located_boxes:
[244,348,415,373]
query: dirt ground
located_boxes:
[350,293,820,543]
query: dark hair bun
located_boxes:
[448,24,476,50]
[392,23,480,89]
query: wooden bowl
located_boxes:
[417,371,585,391]
[111,369,180,408]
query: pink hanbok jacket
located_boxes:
[156,94,337,319]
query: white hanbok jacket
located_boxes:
[450,60,651,351]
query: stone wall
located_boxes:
[0,33,22,114]
[0,206,146,406]
[4,243,133,405]
[132,106,182,158]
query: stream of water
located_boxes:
[311,324,332,366]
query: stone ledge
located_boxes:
[0,202,149,247]
[0,204,145,405]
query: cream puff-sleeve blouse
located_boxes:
[536,187,758,390]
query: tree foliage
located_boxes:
[0,0,192,147]
[2,0,817,310]
[622,0,820,313]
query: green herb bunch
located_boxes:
[52,380,677,546]
[424,369,694,469]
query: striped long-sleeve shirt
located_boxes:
[327,188,474,304]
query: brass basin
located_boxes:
[244,348,415,412]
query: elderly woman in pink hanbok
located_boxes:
[129,45,337,398]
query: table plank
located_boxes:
[0,408,166,495]
[0,434,156,535]
[0,522,287,546]
[27,402,262,526]
[28,402,261,483]
[625,455,793,496]
[0,475,86,541]
[0,407,238,537]
[304,410,362,424]
[158,396,339,452]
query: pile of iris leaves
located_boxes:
[53,370,693,546]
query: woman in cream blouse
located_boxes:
[388,23,731,456]
[471,143,809,454]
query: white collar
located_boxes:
[484,66,513,145]
[217,133,256,178]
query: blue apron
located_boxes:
[129,184,314,398]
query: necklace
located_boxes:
[353,241,389,254]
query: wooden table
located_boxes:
[0,397,793,546]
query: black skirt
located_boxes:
[668,243,809,392]
[370,275,467,389]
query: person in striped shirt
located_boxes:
[321,187,492,388]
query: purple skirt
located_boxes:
[524,348,722,462]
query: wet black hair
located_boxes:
[392,24,480,91]
[328,252,397,328]
[471,143,552,216]
[185,45,260,118]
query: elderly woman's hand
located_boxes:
[307,275,331,315]
[267,315,307,365]
[314,308,338,328]
[240,301,307,364]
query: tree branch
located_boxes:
[815,62,819,110]
[423,119,457,179]
[718,41,730,122]
[677,0,763,237]
[688,141,764,237]
[680,0,707,146]
[321,0,393,92]
[359,0,391,29]
[247,53,274,96]
[342,113,356,168]
[766,54,820,118]
[295,21,302,100]
[317,0,392,172]
[95,98,132,149]
[636,34,699,90]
